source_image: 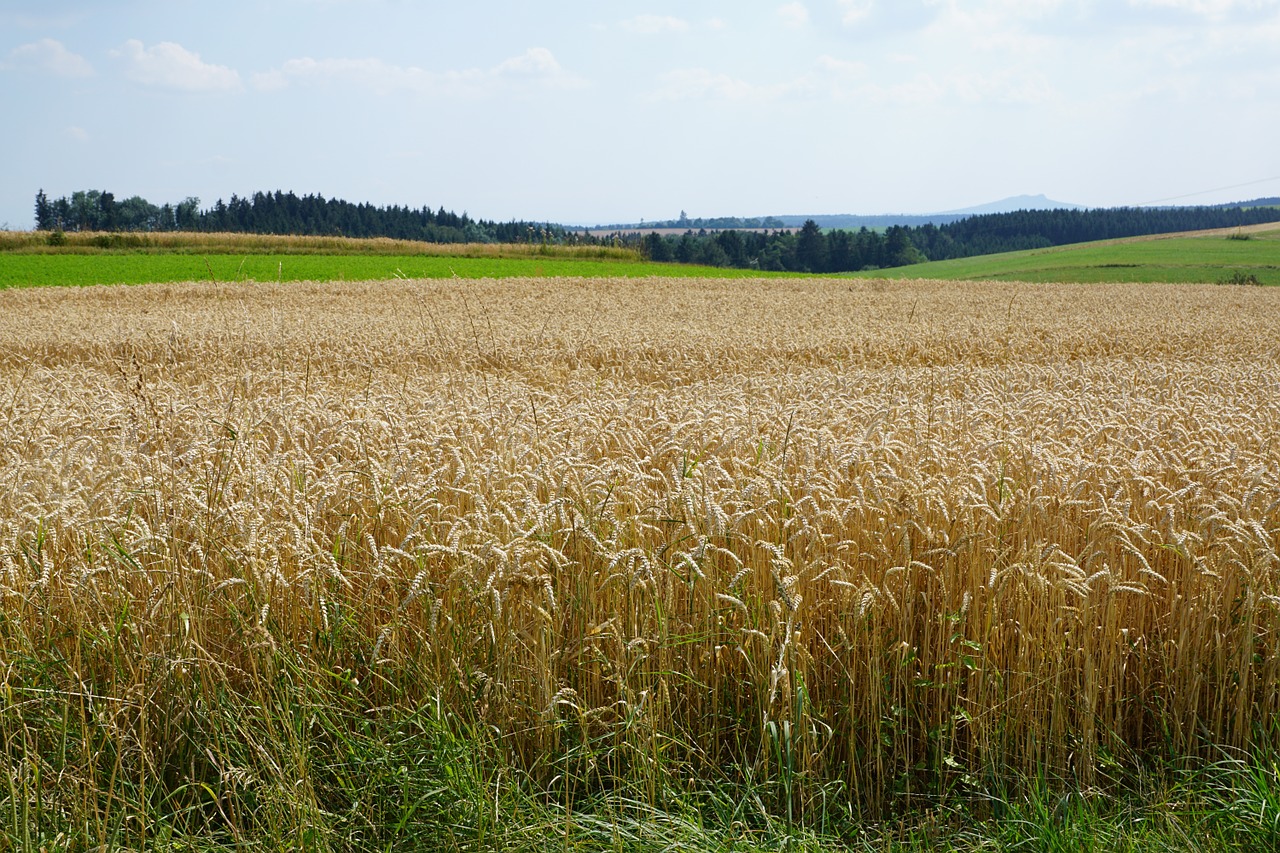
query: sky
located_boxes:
[2,0,1280,229]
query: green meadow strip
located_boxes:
[0,253,782,288]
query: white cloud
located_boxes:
[620,15,691,34]
[838,0,982,35]
[926,0,1071,40]
[250,68,289,92]
[778,2,811,28]
[951,68,1055,104]
[816,55,868,76]
[253,48,582,96]
[838,0,876,25]
[1128,0,1279,17]
[650,56,864,103]
[2,38,93,77]
[860,73,947,105]
[959,0,1071,16]
[252,57,417,95]
[113,40,241,92]
[65,125,90,142]
[649,68,782,101]
[648,53,1046,108]
[494,47,562,76]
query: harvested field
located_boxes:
[2,277,1279,840]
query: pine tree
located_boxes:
[34,189,53,231]
[796,219,827,272]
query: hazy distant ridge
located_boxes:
[594,194,1280,233]
[933,194,1085,215]
[598,194,1086,231]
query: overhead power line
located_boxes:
[1136,175,1280,206]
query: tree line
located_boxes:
[904,205,1280,261]
[623,221,923,272]
[32,188,1280,273]
[33,189,577,245]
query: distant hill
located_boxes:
[770,195,1087,229]
[934,194,1086,215]
[1211,196,1280,209]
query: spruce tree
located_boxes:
[34,189,53,231]
[796,219,827,272]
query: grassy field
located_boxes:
[2,276,1279,851]
[858,224,1280,284]
[0,229,643,256]
[0,231,773,287]
[0,252,775,287]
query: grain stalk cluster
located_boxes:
[1,277,1277,835]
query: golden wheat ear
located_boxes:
[1,276,1277,837]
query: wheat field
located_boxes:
[2,277,1279,832]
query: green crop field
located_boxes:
[0,230,785,288]
[0,251,783,289]
[856,226,1280,284]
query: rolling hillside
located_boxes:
[853,223,1280,284]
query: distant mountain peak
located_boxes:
[935,194,1085,215]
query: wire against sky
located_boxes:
[1136,176,1280,207]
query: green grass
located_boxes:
[0,230,784,287]
[0,252,778,288]
[7,635,1279,852]
[855,227,1280,284]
